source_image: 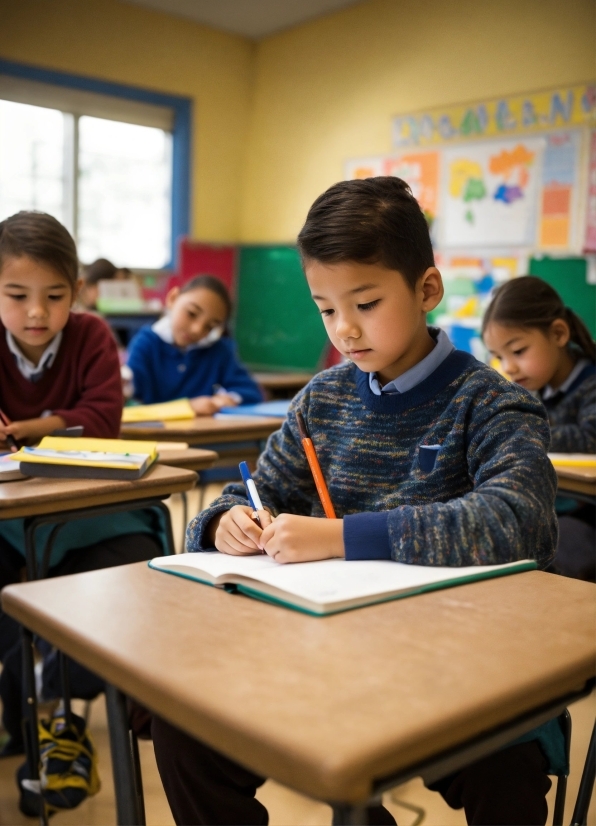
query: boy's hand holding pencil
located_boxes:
[208,505,273,556]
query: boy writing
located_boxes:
[153,178,558,825]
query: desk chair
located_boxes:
[571,719,595,826]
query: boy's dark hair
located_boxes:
[482,275,596,363]
[180,275,232,318]
[0,211,78,288]
[297,177,435,289]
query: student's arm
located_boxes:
[126,329,160,404]
[548,378,596,453]
[51,320,123,437]
[217,339,264,405]
[187,396,320,552]
[343,394,558,570]
[0,414,67,447]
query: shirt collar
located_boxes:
[542,358,590,400]
[369,327,455,396]
[6,330,63,382]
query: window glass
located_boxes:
[0,100,67,227]
[78,116,172,268]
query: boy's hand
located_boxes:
[190,395,239,416]
[210,505,274,555]
[259,514,345,564]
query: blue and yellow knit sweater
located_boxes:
[188,350,557,568]
[542,364,596,454]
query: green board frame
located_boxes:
[234,246,329,371]
[529,257,596,338]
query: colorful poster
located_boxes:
[383,151,440,222]
[585,131,596,253]
[442,138,544,247]
[538,131,581,249]
[344,157,384,180]
[393,84,595,148]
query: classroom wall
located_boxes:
[240,0,596,242]
[0,0,255,243]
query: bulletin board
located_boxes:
[346,83,596,253]
[345,83,596,356]
[233,246,328,371]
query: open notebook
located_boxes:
[149,552,536,616]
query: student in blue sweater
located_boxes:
[151,178,558,826]
[483,275,596,581]
[127,275,262,413]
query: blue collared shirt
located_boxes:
[368,327,455,395]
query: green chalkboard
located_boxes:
[234,246,329,370]
[529,257,596,338]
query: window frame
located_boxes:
[0,58,191,268]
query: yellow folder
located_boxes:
[122,399,195,423]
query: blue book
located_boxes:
[217,401,291,418]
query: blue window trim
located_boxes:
[0,58,191,267]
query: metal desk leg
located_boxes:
[571,720,596,826]
[180,491,188,552]
[331,804,369,825]
[105,684,146,826]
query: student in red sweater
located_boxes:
[0,212,163,768]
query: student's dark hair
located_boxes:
[0,211,78,288]
[180,275,232,318]
[84,258,116,285]
[297,177,435,289]
[482,275,596,363]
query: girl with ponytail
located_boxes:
[483,275,595,580]
[482,275,595,453]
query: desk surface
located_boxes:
[121,415,282,445]
[555,464,596,499]
[253,372,314,390]
[156,447,217,472]
[3,565,593,802]
[0,464,197,520]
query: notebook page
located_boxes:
[237,558,531,605]
[150,551,280,582]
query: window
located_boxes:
[0,99,172,268]
[0,65,190,269]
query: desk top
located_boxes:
[3,565,593,802]
[156,447,217,472]
[0,464,197,520]
[121,415,282,445]
[555,464,596,499]
[253,372,314,390]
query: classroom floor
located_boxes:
[0,488,592,826]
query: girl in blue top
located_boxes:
[483,275,595,581]
[127,275,262,413]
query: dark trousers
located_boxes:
[0,531,161,752]
[152,715,552,826]
[551,507,596,582]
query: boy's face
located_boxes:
[0,255,76,363]
[306,260,443,384]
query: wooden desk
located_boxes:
[0,463,197,520]
[253,371,314,399]
[4,566,594,821]
[121,415,281,446]
[156,447,217,473]
[555,464,596,502]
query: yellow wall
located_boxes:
[1,0,594,245]
[0,0,255,242]
[241,0,596,241]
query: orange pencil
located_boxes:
[296,411,336,519]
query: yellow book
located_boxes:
[549,453,596,469]
[122,399,195,423]
[12,437,158,480]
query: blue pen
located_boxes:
[239,461,264,527]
